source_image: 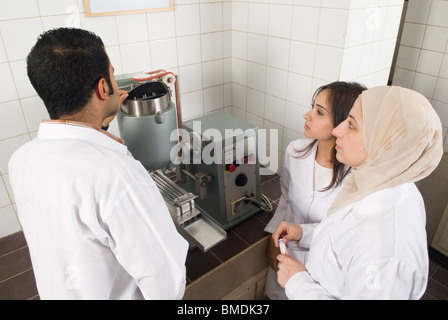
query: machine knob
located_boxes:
[235,174,248,187]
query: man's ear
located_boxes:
[96,78,110,100]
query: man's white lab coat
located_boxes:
[285,183,429,300]
[8,122,188,300]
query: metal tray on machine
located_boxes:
[150,170,226,252]
[180,214,227,252]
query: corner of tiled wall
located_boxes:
[392,0,448,151]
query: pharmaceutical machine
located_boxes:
[116,71,268,251]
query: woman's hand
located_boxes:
[272,221,303,247]
[277,251,306,288]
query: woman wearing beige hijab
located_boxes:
[273,86,443,299]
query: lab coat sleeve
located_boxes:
[286,258,425,300]
[285,271,334,300]
[103,181,188,300]
[297,223,318,249]
[264,194,290,233]
[264,154,292,233]
[342,258,425,300]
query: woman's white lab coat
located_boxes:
[285,182,429,300]
[264,139,348,299]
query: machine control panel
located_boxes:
[235,174,248,187]
[223,136,257,220]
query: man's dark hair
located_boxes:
[27,28,114,119]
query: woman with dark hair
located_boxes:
[264,81,366,300]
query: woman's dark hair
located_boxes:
[27,28,113,119]
[296,81,367,191]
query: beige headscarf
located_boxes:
[327,86,443,215]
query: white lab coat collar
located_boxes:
[38,122,129,155]
[290,140,333,194]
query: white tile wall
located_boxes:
[231,83,246,109]
[181,90,203,119]
[120,43,152,73]
[434,78,448,104]
[148,11,176,40]
[267,37,290,70]
[20,96,49,132]
[400,22,425,48]
[0,0,407,237]
[392,0,448,152]
[37,0,78,16]
[0,176,10,208]
[0,18,43,61]
[0,37,7,63]
[289,41,316,77]
[318,8,348,48]
[248,3,269,35]
[203,60,224,87]
[440,54,448,79]
[246,88,265,116]
[200,3,223,33]
[177,35,202,66]
[404,0,431,24]
[178,64,203,94]
[202,33,223,61]
[10,60,37,98]
[0,0,39,20]
[291,6,319,43]
[0,135,30,175]
[268,4,293,38]
[416,50,443,76]
[0,205,21,238]
[265,94,285,126]
[232,31,247,60]
[412,72,437,99]
[313,45,344,81]
[116,14,149,44]
[203,85,224,113]
[265,67,288,99]
[247,34,267,64]
[0,101,28,140]
[0,63,18,103]
[423,26,448,52]
[427,0,448,27]
[150,38,178,69]
[175,4,200,36]
[247,62,266,92]
[286,73,313,107]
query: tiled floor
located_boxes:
[0,231,38,300]
[1,173,447,300]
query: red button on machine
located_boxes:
[228,164,236,172]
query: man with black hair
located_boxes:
[9,28,188,300]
